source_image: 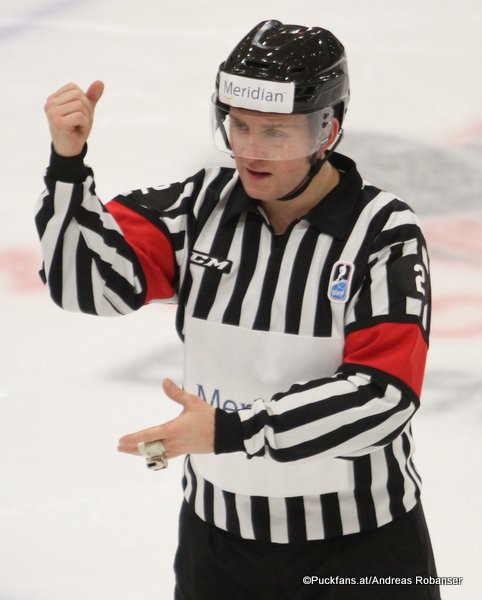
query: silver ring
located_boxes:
[137,440,168,470]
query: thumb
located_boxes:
[86,80,104,108]
[163,378,197,409]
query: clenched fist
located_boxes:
[44,80,104,157]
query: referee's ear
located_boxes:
[317,117,340,158]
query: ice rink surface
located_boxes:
[0,0,481,598]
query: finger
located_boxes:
[117,424,168,454]
[86,80,104,107]
[45,96,93,129]
[162,378,198,408]
[49,82,82,99]
[47,89,92,111]
[49,99,90,120]
[46,82,102,114]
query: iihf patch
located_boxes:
[327,261,354,303]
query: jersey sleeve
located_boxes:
[35,147,198,316]
[341,206,430,396]
[215,203,432,462]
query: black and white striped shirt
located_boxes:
[36,150,431,543]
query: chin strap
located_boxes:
[277,129,344,201]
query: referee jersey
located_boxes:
[36,150,431,543]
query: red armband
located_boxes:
[343,322,428,396]
[106,200,175,303]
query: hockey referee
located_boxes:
[37,20,440,600]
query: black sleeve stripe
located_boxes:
[339,363,421,406]
[35,189,55,240]
[76,236,96,314]
[266,405,413,463]
[371,224,424,253]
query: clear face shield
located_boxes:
[212,101,334,161]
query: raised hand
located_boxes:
[44,80,104,157]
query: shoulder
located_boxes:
[356,179,422,233]
[113,166,237,212]
[354,183,428,267]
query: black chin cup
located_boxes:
[276,129,344,201]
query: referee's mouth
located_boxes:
[245,167,272,180]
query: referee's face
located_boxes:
[229,110,316,201]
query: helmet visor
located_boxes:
[212,101,334,161]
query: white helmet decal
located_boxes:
[219,72,295,114]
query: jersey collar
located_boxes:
[222,152,363,239]
[304,153,363,239]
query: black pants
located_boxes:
[174,501,441,600]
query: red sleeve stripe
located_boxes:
[105,200,175,303]
[343,322,428,397]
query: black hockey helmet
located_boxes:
[212,20,349,199]
[214,19,349,124]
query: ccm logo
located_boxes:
[190,250,232,273]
